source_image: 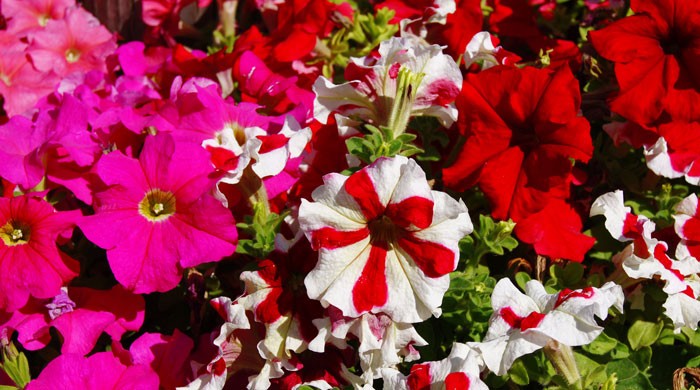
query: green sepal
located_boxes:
[0,341,31,388]
[235,202,288,259]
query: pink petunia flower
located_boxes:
[2,0,74,36]
[79,134,237,293]
[475,278,623,376]
[25,351,160,389]
[1,285,145,355]
[0,32,57,116]
[0,195,79,312]
[28,6,116,77]
[298,155,472,323]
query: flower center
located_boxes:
[139,189,176,222]
[222,122,247,146]
[45,288,76,320]
[368,214,398,245]
[65,48,81,63]
[0,220,30,246]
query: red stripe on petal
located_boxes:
[654,244,686,283]
[622,213,652,258]
[407,363,431,390]
[445,372,470,390]
[520,312,546,331]
[397,234,456,278]
[554,287,594,308]
[205,145,241,172]
[310,227,369,250]
[352,243,388,314]
[500,307,545,331]
[385,196,434,229]
[345,170,384,221]
[258,134,289,153]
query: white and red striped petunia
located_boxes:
[475,278,623,376]
[674,194,700,262]
[381,342,487,390]
[313,37,462,130]
[298,155,472,323]
[592,191,700,332]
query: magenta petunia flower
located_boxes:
[79,134,238,293]
[25,351,160,390]
[1,285,145,355]
[0,195,79,312]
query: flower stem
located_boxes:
[544,340,582,390]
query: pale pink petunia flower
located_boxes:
[28,6,116,77]
[3,0,74,36]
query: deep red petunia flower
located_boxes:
[589,0,700,125]
[442,65,593,261]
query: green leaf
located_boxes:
[514,272,531,291]
[0,386,19,390]
[629,346,652,372]
[508,359,530,385]
[627,320,663,350]
[605,359,639,381]
[583,332,619,355]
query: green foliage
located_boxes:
[459,214,518,266]
[345,124,423,164]
[235,202,287,258]
[441,263,496,342]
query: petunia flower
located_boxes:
[475,278,623,376]
[313,37,462,133]
[591,191,700,332]
[238,239,325,363]
[79,134,237,293]
[0,32,58,116]
[0,195,79,312]
[28,6,117,77]
[589,0,700,126]
[442,64,594,261]
[381,342,487,390]
[130,330,195,389]
[298,155,472,323]
[1,285,144,355]
[308,307,427,385]
[2,0,74,36]
[25,351,160,389]
[674,193,700,262]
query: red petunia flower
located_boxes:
[443,65,593,261]
[589,0,700,126]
